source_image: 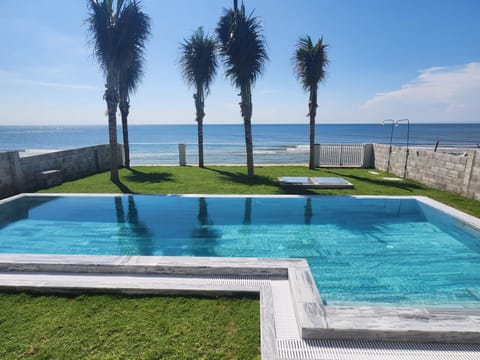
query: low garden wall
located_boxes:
[1,143,479,202]
[373,143,480,201]
[0,144,124,199]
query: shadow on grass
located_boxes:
[323,169,425,192]
[205,167,276,186]
[205,167,318,195]
[124,169,175,184]
[113,179,136,194]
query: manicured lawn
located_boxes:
[42,165,480,217]
[0,293,260,360]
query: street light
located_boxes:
[396,119,410,178]
[382,119,395,173]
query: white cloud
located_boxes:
[15,79,97,91]
[360,62,480,122]
[0,69,97,91]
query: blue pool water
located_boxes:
[1,195,479,308]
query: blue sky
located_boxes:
[1,0,479,125]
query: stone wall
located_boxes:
[0,144,123,199]
[374,143,480,201]
[2,143,479,202]
[0,152,21,198]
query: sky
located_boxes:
[0,0,479,125]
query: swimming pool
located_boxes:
[1,194,479,308]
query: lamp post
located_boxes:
[396,119,410,178]
[382,119,395,173]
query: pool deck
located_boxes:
[0,254,479,360]
[1,193,480,359]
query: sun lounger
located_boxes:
[278,176,354,189]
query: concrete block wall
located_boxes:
[466,152,480,200]
[374,143,480,201]
[0,152,18,198]
[0,144,123,199]
[2,143,478,202]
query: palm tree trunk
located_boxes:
[197,118,204,167]
[105,87,119,182]
[241,84,254,176]
[308,87,318,169]
[119,99,131,169]
[195,89,205,168]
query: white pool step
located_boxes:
[1,255,480,359]
[2,271,480,359]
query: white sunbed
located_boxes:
[278,176,354,189]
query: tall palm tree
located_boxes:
[293,36,329,169]
[216,1,268,177]
[87,0,150,180]
[179,27,217,168]
[118,4,151,169]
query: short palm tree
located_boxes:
[293,36,329,169]
[87,0,150,179]
[216,1,268,177]
[179,27,217,168]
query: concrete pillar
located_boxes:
[362,143,374,168]
[178,144,186,166]
[117,144,125,167]
[313,144,320,167]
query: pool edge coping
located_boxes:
[1,253,479,344]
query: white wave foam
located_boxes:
[286,144,309,152]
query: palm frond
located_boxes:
[178,27,218,95]
[87,0,115,78]
[216,4,268,89]
[119,57,143,100]
[293,35,329,91]
[116,1,151,92]
[87,0,150,96]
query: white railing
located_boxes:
[314,144,366,167]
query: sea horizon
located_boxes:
[1,123,479,165]
[2,122,480,126]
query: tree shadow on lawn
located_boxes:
[123,168,175,184]
[205,167,276,186]
[112,179,135,194]
[205,167,318,195]
[323,169,426,193]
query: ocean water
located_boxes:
[0,123,479,165]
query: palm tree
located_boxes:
[178,27,217,168]
[293,36,329,169]
[216,1,268,176]
[118,4,151,169]
[87,0,150,180]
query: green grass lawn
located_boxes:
[42,165,480,217]
[0,293,260,360]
